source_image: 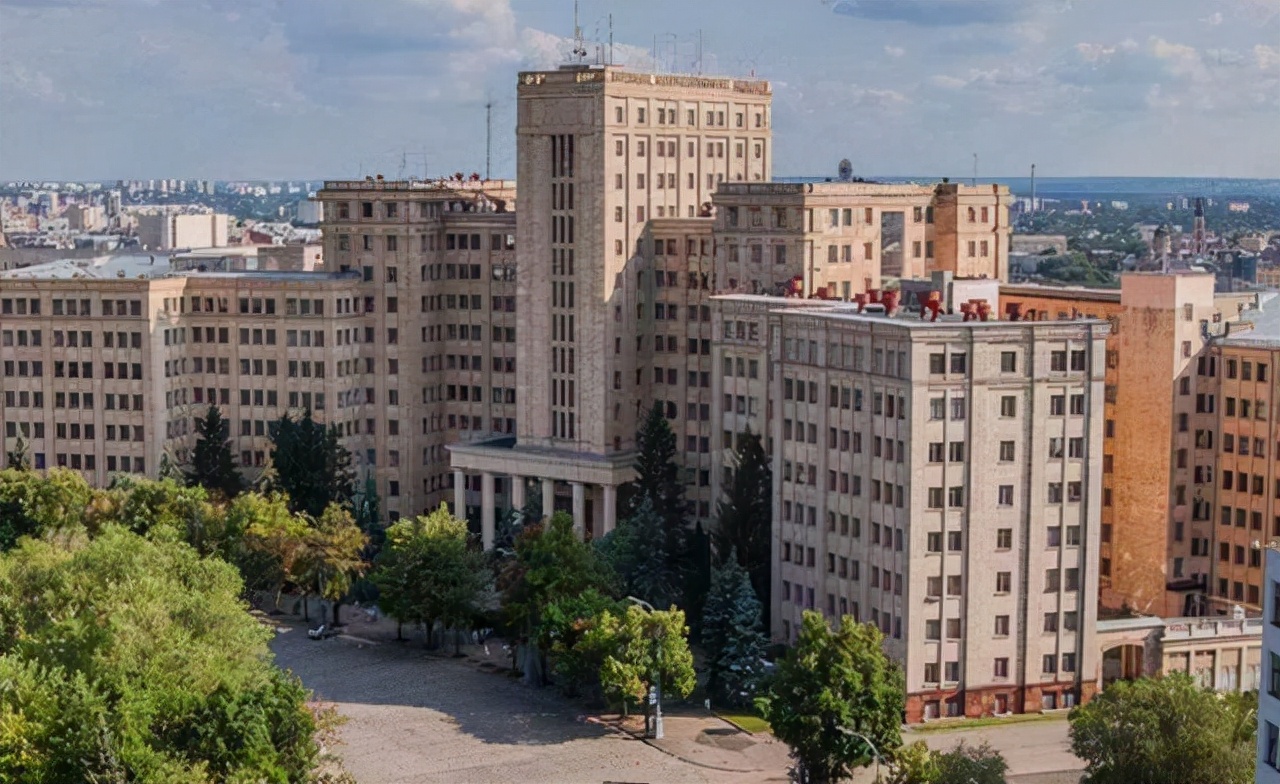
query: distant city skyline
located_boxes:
[1,0,1278,181]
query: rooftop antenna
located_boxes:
[571,0,587,63]
[972,153,978,187]
[485,100,492,180]
[697,30,703,74]
[608,13,614,65]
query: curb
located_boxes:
[597,718,764,774]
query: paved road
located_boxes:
[271,616,1084,784]
[270,622,764,784]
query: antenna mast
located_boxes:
[571,0,587,62]
[608,13,614,65]
[972,153,978,186]
[485,102,492,180]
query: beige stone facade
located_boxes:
[711,295,1109,719]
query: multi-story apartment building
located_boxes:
[0,259,359,484]
[712,180,1010,299]
[1203,306,1280,613]
[711,293,1109,720]
[1000,276,1278,618]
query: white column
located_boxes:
[511,474,525,512]
[542,478,555,522]
[481,472,495,550]
[453,469,466,519]
[602,483,618,536]
[571,481,586,540]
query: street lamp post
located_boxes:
[627,596,663,740]
[839,727,882,783]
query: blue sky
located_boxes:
[1,0,1277,180]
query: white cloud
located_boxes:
[884,45,905,57]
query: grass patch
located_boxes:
[909,711,1069,734]
[716,710,771,734]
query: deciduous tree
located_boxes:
[583,604,696,718]
[1069,673,1255,784]
[296,504,368,626]
[500,512,616,685]
[185,404,244,498]
[371,505,492,649]
[0,526,318,782]
[758,611,904,784]
[0,467,94,551]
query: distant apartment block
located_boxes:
[136,211,230,250]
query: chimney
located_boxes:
[960,302,975,321]
[883,290,900,316]
[977,299,992,322]
[854,293,868,313]
[868,288,883,305]
[1005,302,1023,321]
[923,290,942,321]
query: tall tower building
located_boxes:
[450,64,772,541]
[1192,197,1206,256]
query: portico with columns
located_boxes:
[447,440,634,550]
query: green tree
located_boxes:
[100,475,211,538]
[1069,673,1256,784]
[296,504,369,627]
[884,741,940,784]
[0,467,94,551]
[242,493,314,606]
[758,611,905,784]
[540,588,625,698]
[0,526,318,782]
[583,604,696,718]
[624,402,687,557]
[701,554,768,707]
[371,505,492,649]
[268,411,354,517]
[595,494,681,610]
[185,405,244,498]
[500,512,616,685]
[712,428,772,626]
[934,741,1008,784]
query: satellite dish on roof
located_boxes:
[838,159,853,182]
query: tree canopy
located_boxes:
[186,405,244,499]
[583,604,696,717]
[0,467,95,551]
[1069,673,1255,784]
[295,504,369,625]
[371,505,492,646]
[0,526,317,783]
[759,611,905,784]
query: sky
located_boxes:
[1,0,1278,181]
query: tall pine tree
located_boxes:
[713,428,772,627]
[268,410,354,517]
[185,405,244,498]
[701,553,768,707]
[625,402,687,559]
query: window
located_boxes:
[996,572,1011,593]
[1043,655,1058,674]
[996,528,1012,548]
[994,615,1010,636]
[994,658,1009,678]
[1001,351,1018,373]
[1000,396,1017,417]
[999,441,1015,461]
